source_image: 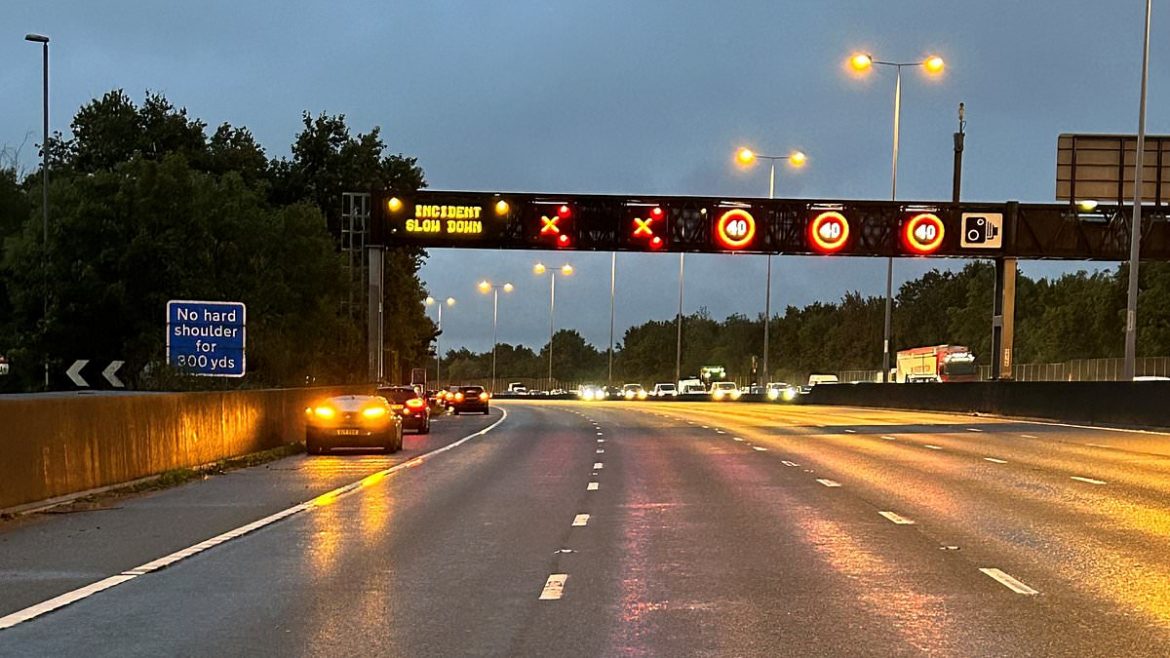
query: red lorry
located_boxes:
[895,345,978,383]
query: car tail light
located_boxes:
[406,398,426,410]
[479,392,488,400]
[455,392,465,402]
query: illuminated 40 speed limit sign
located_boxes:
[902,213,945,255]
[714,208,756,250]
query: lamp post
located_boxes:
[425,296,455,389]
[25,33,50,389]
[534,263,573,387]
[848,51,945,382]
[676,252,684,384]
[735,147,807,384]
[477,280,513,392]
[1124,0,1153,380]
[608,252,616,387]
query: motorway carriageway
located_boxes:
[2,402,1170,656]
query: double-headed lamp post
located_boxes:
[425,295,456,388]
[848,51,945,382]
[477,280,514,392]
[735,147,807,385]
[25,33,50,389]
[533,262,573,387]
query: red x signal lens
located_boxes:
[557,204,571,219]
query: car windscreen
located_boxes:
[378,388,418,403]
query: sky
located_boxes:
[3,1,1167,354]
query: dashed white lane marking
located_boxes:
[816,479,842,487]
[596,449,605,454]
[701,425,709,429]
[596,432,604,436]
[733,437,744,442]
[539,574,569,600]
[984,457,1009,464]
[1071,476,1107,485]
[924,445,944,450]
[844,429,857,434]
[878,511,915,525]
[587,482,600,491]
[752,446,768,452]
[979,568,1039,595]
[597,439,605,443]
[967,428,984,433]
[1021,434,1038,439]
[572,514,590,527]
[0,408,512,631]
[781,461,799,467]
[593,462,604,469]
[715,430,726,434]
[881,436,897,441]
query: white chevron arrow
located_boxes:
[66,360,89,387]
[102,360,125,388]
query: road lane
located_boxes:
[0,410,498,618]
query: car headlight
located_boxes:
[638,391,647,399]
[313,405,336,419]
[767,389,780,400]
[782,388,797,401]
[731,390,742,400]
[713,391,724,400]
[361,406,388,419]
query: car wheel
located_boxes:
[483,408,489,415]
[419,420,431,435]
[306,436,320,455]
[384,428,397,453]
[453,408,460,415]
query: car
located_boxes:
[651,383,677,397]
[506,382,529,395]
[377,385,432,434]
[678,378,707,394]
[807,373,840,386]
[766,382,800,402]
[622,383,648,400]
[304,394,403,455]
[578,385,607,401]
[709,381,741,401]
[447,385,491,414]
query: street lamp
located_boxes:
[1124,0,1153,380]
[735,146,808,384]
[25,33,50,389]
[477,280,513,392]
[848,50,945,382]
[425,295,456,389]
[534,262,573,387]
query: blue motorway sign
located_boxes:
[166,300,246,377]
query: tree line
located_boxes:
[439,261,1170,386]
[0,90,433,391]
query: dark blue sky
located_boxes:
[4,1,1165,353]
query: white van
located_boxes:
[807,374,840,386]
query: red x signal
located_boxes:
[540,215,560,235]
[633,217,654,236]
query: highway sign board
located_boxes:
[1057,134,1170,205]
[166,300,246,377]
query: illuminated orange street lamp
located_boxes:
[847,50,947,382]
[733,145,809,385]
[477,280,514,391]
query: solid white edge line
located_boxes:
[539,574,568,600]
[984,457,1009,464]
[816,479,842,487]
[967,428,984,432]
[878,511,915,525]
[752,446,768,451]
[781,461,799,467]
[979,568,1039,595]
[881,436,897,441]
[0,408,511,632]
[924,445,944,450]
[1071,476,1107,485]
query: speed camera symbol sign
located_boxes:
[961,213,1003,249]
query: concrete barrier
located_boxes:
[804,381,1170,428]
[1,386,369,512]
